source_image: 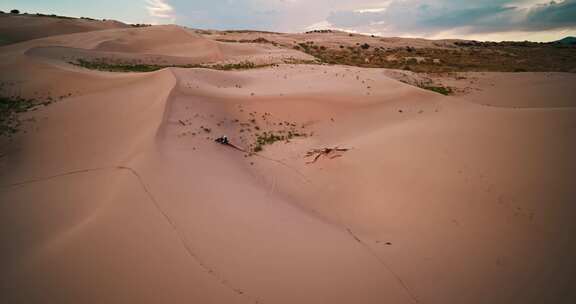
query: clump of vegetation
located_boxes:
[3,10,116,22]
[176,108,312,154]
[282,58,321,65]
[242,37,278,46]
[210,61,272,70]
[253,132,282,152]
[398,78,454,95]
[215,39,239,43]
[70,59,274,72]
[33,13,74,19]
[130,23,152,27]
[293,40,576,73]
[240,110,310,153]
[420,85,453,95]
[216,37,279,46]
[305,30,333,34]
[0,96,49,137]
[71,59,171,72]
[252,130,306,152]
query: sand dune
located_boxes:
[447,72,576,108]
[12,25,313,68]
[94,25,221,57]
[0,14,128,45]
[1,19,575,304]
[205,29,460,50]
[382,69,576,108]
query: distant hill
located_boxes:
[555,36,576,45]
[0,13,129,45]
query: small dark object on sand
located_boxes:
[215,135,229,145]
[305,147,350,164]
[215,136,249,153]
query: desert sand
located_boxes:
[0,14,128,46]
[1,17,575,304]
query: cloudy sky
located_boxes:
[2,0,575,41]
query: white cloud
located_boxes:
[160,0,575,41]
[325,0,576,39]
[146,0,175,23]
[354,7,388,13]
[354,0,392,13]
[305,20,333,30]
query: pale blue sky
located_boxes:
[2,0,575,41]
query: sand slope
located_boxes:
[382,69,576,108]
[1,26,575,304]
[0,14,128,45]
[7,24,314,68]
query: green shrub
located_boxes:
[421,85,453,95]
[70,59,272,72]
[0,96,41,137]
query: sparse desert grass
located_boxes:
[215,39,238,43]
[0,81,69,137]
[305,30,333,34]
[397,77,454,95]
[33,13,75,19]
[420,85,453,95]
[0,95,50,137]
[70,59,275,72]
[282,58,321,65]
[7,11,109,21]
[252,130,306,152]
[216,37,279,46]
[243,111,310,153]
[176,107,311,154]
[130,23,152,27]
[210,61,275,71]
[71,59,170,72]
[295,42,576,73]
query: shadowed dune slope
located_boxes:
[0,14,128,45]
